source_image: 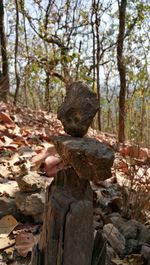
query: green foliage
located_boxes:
[3,0,150,145]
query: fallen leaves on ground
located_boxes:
[0,237,15,251]
[112,254,144,265]
[0,215,18,237]
[0,100,150,263]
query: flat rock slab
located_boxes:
[57,81,99,137]
[53,136,114,181]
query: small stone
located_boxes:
[53,136,114,181]
[93,220,101,230]
[119,220,139,240]
[126,239,141,255]
[141,245,150,264]
[16,171,45,192]
[15,191,45,222]
[137,224,150,244]
[103,223,126,255]
[109,215,139,240]
[106,244,116,265]
[0,181,18,197]
[0,197,19,218]
[57,81,99,137]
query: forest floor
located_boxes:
[0,100,150,265]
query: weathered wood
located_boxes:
[57,81,99,137]
[31,168,93,265]
[92,230,106,265]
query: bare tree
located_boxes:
[14,0,20,104]
[117,0,127,143]
[0,0,9,101]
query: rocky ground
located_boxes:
[0,100,150,265]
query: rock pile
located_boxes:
[31,81,115,265]
[92,180,150,265]
[15,169,45,223]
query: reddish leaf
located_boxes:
[0,112,15,128]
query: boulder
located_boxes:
[57,81,99,137]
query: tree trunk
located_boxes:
[91,1,96,129]
[14,0,20,104]
[0,0,9,101]
[117,0,127,143]
[45,70,51,112]
[95,1,101,131]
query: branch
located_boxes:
[24,10,67,49]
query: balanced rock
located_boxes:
[57,81,99,137]
[53,135,114,181]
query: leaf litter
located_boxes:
[0,100,150,264]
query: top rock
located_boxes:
[57,81,99,137]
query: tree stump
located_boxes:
[31,168,93,265]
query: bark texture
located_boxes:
[117,0,127,143]
[31,168,94,265]
[0,0,9,100]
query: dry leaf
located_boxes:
[0,237,15,250]
[0,181,18,197]
[0,165,10,179]
[112,254,144,265]
[4,246,14,255]
[15,232,35,257]
[0,215,18,237]
[0,112,15,128]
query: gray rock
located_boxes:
[15,190,45,222]
[57,81,99,137]
[16,171,45,192]
[125,239,141,255]
[103,223,126,255]
[93,220,101,230]
[106,244,116,265]
[53,136,114,181]
[137,224,150,244]
[119,220,139,240]
[141,245,150,264]
[110,215,139,239]
[0,197,19,218]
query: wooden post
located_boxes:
[31,168,94,265]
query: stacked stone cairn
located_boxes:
[32,81,114,265]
